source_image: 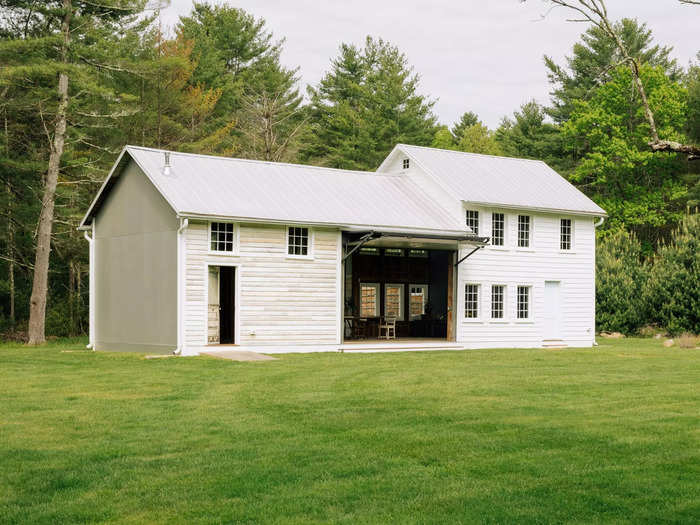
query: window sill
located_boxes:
[488,320,510,324]
[488,246,510,252]
[286,254,314,261]
[515,320,535,324]
[515,248,536,253]
[462,319,484,324]
[558,250,577,254]
[208,250,239,257]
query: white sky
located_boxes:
[160,0,699,129]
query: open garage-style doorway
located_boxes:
[208,265,236,345]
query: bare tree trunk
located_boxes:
[27,0,71,345]
[6,180,15,326]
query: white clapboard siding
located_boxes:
[456,206,595,348]
[184,221,339,349]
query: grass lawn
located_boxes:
[1,338,698,524]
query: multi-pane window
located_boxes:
[287,226,309,256]
[491,213,505,246]
[385,248,403,257]
[466,210,479,235]
[385,284,404,320]
[408,249,429,258]
[402,158,410,169]
[464,284,480,319]
[517,285,530,319]
[517,215,531,248]
[360,283,379,317]
[560,218,572,250]
[409,285,428,320]
[359,247,379,255]
[210,222,234,252]
[491,285,505,319]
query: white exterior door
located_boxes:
[543,281,562,339]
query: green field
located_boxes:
[1,338,698,524]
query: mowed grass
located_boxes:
[1,338,698,524]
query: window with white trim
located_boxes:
[517,215,531,248]
[560,218,572,250]
[517,285,531,319]
[402,158,410,169]
[491,285,505,319]
[385,248,404,257]
[466,210,479,235]
[464,284,480,319]
[210,222,235,252]
[409,285,428,320]
[385,283,404,320]
[287,226,310,256]
[360,283,379,317]
[491,213,505,246]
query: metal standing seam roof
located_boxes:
[381,144,607,216]
[80,145,468,234]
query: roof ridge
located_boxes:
[396,143,547,164]
[125,145,401,178]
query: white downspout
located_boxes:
[83,225,95,350]
[592,216,605,346]
[174,217,189,355]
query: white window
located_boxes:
[464,284,480,319]
[517,285,531,319]
[409,284,428,320]
[466,210,479,235]
[560,218,572,250]
[287,226,310,257]
[359,283,379,317]
[517,215,531,248]
[402,158,410,169]
[385,283,404,320]
[491,285,505,319]
[210,222,236,253]
[491,213,505,246]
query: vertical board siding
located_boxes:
[184,222,339,348]
[457,206,595,348]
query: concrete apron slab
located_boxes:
[200,350,278,362]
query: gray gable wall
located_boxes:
[94,160,178,353]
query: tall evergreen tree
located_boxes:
[545,18,680,124]
[0,0,147,343]
[451,111,480,141]
[301,36,436,170]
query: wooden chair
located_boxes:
[379,317,397,340]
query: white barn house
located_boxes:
[79,144,606,355]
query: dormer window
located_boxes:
[402,158,410,169]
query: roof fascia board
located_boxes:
[78,147,129,228]
[462,200,608,218]
[79,147,180,228]
[178,212,468,237]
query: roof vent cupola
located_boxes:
[163,151,172,176]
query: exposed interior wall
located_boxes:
[456,205,596,348]
[183,222,340,349]
[94,161,178,353]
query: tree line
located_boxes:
[0,0,698,341]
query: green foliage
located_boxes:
[545,18,680,124]
[301,36,436,170]
[456,123,502,155]
[564,65,690,248]
[431,126,457,150]
[451,111,480,139]
[644,215,700,335]
[596,229,649,334]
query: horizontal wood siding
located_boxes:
[457,205,596,347]
[184,221,339,348]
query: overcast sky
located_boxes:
[160,1,699,129]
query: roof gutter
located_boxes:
[462,200,608,218]
[594,216,605,228]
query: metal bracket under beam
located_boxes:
[454,246,483,266]
[343,232,379,261]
